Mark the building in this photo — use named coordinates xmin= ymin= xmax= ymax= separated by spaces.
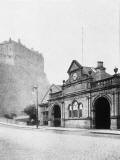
xmin=39 ymin=60 xmax=120 ymax=129
xmin=39 ymin=84 xmax=62 ymax=126
xmin=0 ymin=38 xmax=49 ymax=115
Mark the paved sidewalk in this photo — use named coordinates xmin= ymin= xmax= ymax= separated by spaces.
xmin=0 ymin=121 xmax=37 ymax=129
xmin=42 ymin=126 xmax=120 ymax=135
xmin=90 ymin=129 xmax=120 ymax=135
xmin=0 ymin=121 xmax=120 ymax=135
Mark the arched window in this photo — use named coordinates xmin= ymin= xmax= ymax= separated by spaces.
xmin=73 ymin=101 xmax=79 ymax=117
xmin=79 ymin=103 xmax=83 ymax=117
xmin=68 ymin=101 xmax=83 ymax=118
xmin=68 ymin=105 xmax=72 ymax=117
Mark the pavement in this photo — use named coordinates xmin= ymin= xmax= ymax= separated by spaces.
xmin=1 ymin=123 xmax=120 ymax=160
xmin=0 ymin=121 xmax=120 ymax=135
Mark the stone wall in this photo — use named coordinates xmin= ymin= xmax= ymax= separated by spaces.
xmin=65 ymin=119 xmax=90 ymax=128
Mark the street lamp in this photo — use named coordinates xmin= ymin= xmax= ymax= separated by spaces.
xmin=33 ymin=85 xmax=39 ymax=128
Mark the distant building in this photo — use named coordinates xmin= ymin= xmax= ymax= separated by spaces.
xmin=39 ymin=60 xmax=120 ymax=129
xmin=0 ymin=38 xmax=49 ymax=116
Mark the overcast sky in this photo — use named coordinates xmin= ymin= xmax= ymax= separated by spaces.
xmin=0 ymin=0 xmax=120 ymax=84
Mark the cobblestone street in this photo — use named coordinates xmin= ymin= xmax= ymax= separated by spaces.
xmin=0 ymin=124 xmax=120 ymax=160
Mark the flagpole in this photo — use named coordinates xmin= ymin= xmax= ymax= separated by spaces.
xmin=82 ymin=26 xmax=84 ymax=65
xmin=118 ymin=7 xmax=120 ymax=66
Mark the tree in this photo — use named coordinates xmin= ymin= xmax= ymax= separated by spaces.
xmin=24 ymin=104 xmax=37 ymax=125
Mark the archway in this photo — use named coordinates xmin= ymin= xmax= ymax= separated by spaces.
xmin=94 ymin=97 xmax=110 ymax=129
xmin=52 ymin=105 xmax=61 ymax=127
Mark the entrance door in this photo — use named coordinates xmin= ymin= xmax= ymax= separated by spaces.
xmin=52 ymin=105 xmax=61 ymax=127
xmin=94 ymin=97 xmax=110 ymax=129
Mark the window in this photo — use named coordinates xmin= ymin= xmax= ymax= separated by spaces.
xmin=79 ymin=103 xmax=83 ymax=117
xmin=68 ymin=101 xmax=83 ymax=118
xmin=73 ymin=101 xmax=79 ymax=117
xmin=69 ymin=105 xmax=72 ymax=117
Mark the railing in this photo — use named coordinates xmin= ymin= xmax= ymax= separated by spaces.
xmin=91 ymin=75 xmax=120 ymax=89
xmin=49 ymin=91 xmax=62 ymax=99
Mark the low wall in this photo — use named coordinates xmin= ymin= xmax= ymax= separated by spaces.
xmin=0 ymin=117 xmax=26 ymax=125
xmin=65 ymin=118 xmax=90 ymax=129
xmin=111 ymin=118 xmax=117 ymax=129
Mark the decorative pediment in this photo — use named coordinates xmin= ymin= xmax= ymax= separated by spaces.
xmin=67 ymin=60 xmax=83 ymax=74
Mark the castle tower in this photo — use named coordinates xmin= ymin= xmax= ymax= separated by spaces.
xmin=0 ymin=38 xmax=15 ymax=65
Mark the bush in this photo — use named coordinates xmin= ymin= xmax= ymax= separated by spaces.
xmin=4 ymin=113 xmax=17 ymax=119
xmin=4 ymin=114 xmax=12 ymax=119
xmin=24 ymin=104 xmax=37 ymax=125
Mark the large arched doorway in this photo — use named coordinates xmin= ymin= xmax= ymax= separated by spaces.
xmin=94 ymin=97 xmax=110 ymax=129
xmin=52 ymin=105 xmax=61 ymax=127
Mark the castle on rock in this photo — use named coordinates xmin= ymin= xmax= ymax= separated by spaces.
xmin=0 ymin=38 xmax=49 ymax=115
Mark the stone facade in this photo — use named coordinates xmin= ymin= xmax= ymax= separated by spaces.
xmin=40 ymin=60 xmax=120 ymax=129
xmin=0 ymin=38 xmax=49 ymax=115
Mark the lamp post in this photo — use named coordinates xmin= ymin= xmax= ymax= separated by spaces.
xmin=33 ymin=85 xmax=39 ymax=128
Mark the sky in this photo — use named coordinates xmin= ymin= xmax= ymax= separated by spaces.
xmin=0 ymin=0 xmax=120 ymax=84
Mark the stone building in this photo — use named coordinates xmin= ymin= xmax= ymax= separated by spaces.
xmin=40 ymin=60 xmax=120 ymax=129
xmin=0 ymin=38 xmax=49 ymax=115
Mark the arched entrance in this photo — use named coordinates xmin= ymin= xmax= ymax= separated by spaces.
xmin=94 ymin=97 xmax=110 ymax=129
xmin=52 ymin=105 xmax=61 ymax=127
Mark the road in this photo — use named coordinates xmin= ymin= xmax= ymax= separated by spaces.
xmin=0 ymin=125 xmax=120 ymax=160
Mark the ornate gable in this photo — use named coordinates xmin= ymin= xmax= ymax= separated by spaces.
xmin=67 ymin=60 xmax=83 ymax=74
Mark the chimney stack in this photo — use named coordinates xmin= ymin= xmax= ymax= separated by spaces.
xmin=96 ymin=61 xmax=105 ymax=71
xmin=97 ymin=61 xmax=103 ymax=68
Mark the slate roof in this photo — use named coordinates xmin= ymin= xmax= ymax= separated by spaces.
xmin=67 ymin=60 xmax=83 ymax=74
xmin=82 ymin=66 xmax=96 ymax=76
xmin=41 ymin=84 xmax=62 ymax=104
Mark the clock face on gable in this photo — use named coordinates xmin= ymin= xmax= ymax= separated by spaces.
xmin=72 ymin=73 xmax=78 ymax=80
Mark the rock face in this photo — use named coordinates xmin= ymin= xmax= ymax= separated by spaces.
xmin=0 ymin=39 xmax=50 ymax=115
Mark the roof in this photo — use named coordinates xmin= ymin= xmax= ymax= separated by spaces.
xmin=94 ymin=71 xmax=111 ymax=81
xmin=83 ymin=65 xmax=111 ymax=80
xmin=52 ymin=84 xmax=62 ymax=93
xmin=67 ymin=60 xmax=83 ymax=74
xmin=82 ymin=66 xmax=96 ymax=76
xmin=40 ymin=84 xmax=62 ymax=104
xmin=67 ymin=60 xmax=112 ymax=81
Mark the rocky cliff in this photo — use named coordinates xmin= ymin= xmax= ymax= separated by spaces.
xmin=0 ymin=39 xmax=50 ymax=115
